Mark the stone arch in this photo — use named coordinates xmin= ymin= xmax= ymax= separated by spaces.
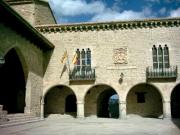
xmin=83 ymin=83 xmax=119 ymax=101
xmin=125 ymin=83 xmax=164 ymax=102
xmin=126 ymin=83 xmax=163 ymax=118
xmin=3 ymin=47 xmax=28 ymax=83
xmin=0 ymin=48 xmax=27 ymax=113
xmin=84 ymin=84 xmax=120 ymax=118
xmin=44 ymin=85 xmax=77 ymax=118
xmin=171 ymin=83 xmax=180 ymax=118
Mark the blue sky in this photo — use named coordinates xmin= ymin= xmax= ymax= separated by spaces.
xmin=49 ymin=0 xmax=180 ymax=24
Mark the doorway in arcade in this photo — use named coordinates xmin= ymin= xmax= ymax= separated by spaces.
xmin=85 ymin=84 xmax=119 ymax=118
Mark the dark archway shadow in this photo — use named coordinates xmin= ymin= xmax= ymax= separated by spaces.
xmin=171 ymin=84 xmax=180 ymax=129
xmin=171 ymin=84 xmax=180 ymax=118
xmin=0 ymin=48 xmax=26 ymax=113
xmin=97 ymin=89 xmax=119 ymax=119
xmin=44 ymin=85 xmax=77 ymax=118
xmin=65 ymin=94 xmax=77 ymax=117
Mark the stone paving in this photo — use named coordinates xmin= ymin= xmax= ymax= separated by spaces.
xmin=0 ymin=117 xmax=180 ymax=135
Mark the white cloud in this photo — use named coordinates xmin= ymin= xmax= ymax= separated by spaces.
xmin=91 ymin=7 xmax=154 ymax=22
xmin=49 ymin=0 xmax=156 ymax=23
xmin=49 ymin=0 xmax=105 ymax=16
xmin=90 ymin=10 xmax=145 ymax=22
xmin=169 ymin=8 xmax=180 ymax=17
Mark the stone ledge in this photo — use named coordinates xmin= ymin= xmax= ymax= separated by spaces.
xmin=35 ymin=18 xmax=180 ymax=33
xmin=107 ymin=66 xmax=137 ymax=70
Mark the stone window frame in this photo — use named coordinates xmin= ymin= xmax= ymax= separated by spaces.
xmin=152 ymin=44 xmax=170 ymax=69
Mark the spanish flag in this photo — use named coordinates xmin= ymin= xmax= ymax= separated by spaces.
xmin=61 ymin=50 xmax=68 ymax=63
xmin=72 ymin=53 xmax=78 ymax=64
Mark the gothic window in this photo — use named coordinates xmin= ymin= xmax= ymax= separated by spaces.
xmin=152 ymin=45 xmax=158 ymax=69
xmin=164 ymin=45 xmax=169 ymax=68
xmin=86 ymin=48 xmax=91 ymax=68
xmin=76 ymin=49 xmax=80 ymax=66
xmin=152 ymin=45 xmax=170 ymax=69
xmin=158 ymin=45 xmax=163 ymax=69
xmin=74 ymin=48 xmax=92 ymax=71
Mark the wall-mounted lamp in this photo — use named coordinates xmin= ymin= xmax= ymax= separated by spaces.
xmin=119 ymin=72 xmax=124 ymax=84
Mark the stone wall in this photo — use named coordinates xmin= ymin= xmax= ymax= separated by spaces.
xmin=11 ymin=3 xmax=35 ymax=25
xmin=10 ymin=1 xmax=56 ymax=26
xmin=41 ymin=23 xmax=180 ymax=105
xmin=0 ymin=23 xmax=44 ymax=116
xmin=38 ymin=19 xmax=180 ymax=116
xmin=34 ymin=0 xmax=56 ymax=25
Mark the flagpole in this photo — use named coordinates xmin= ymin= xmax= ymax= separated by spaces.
xmin=65 ymin=49 xmax=71 ymax=74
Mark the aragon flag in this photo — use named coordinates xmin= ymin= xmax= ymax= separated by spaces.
xmin=61 ymin=50 xmax=68 ymax=63
xmin=72 ymin=53 xmax=78 ymax=64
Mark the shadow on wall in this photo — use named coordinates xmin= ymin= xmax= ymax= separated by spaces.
xmin=43 ymin=49 xmax=54 ymax=76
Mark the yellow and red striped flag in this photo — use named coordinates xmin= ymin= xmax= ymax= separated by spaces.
xmin=72 ymin=53 xmax=78 ymax=64
xmin=61 ymin=50 xmax=68 ymax=63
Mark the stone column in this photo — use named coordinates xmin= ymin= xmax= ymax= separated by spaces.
xmin=163 ymin=100 xmax=171 ymax=119
xmin=40 ymin=96 xmax=44 ymax=120
xmin=119 ymin=101 xmax=126 ymax=119
xmin=77 ymin=101 xmax=84 ymax=118
xmin=24 ymin=72 xmax=32 ymax=114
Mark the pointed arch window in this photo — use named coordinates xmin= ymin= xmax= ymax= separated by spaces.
xmin=164 ymin=45 xmax=169 ymax=68
xmin=158 ymin=45 xmax=163 ymax=69
xmin=76 ymin=49 xmax=80 ymax=66
xmin=86 ymin=48 xmax=91 ymax=68
xmin=152 ymin=44 xmax=170 ymax=69
xmin=152 ymin=45 xmax=158 ymax=69
xmin=70 ymin=48 xmax=95 ymax=81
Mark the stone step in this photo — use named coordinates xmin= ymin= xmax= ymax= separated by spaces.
xmin=7 ymin=113 xmax=36 ymax=119
xmin=0 ymin=117 xmax=43 ymax=128
xmin=7 ymin=115 xmax=37 ymax=121
xmin=0 ymin=113 xmax=43 ymax=127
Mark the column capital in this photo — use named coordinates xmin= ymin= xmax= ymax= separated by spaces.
xmin=119 ymin=101 xmax=126 ymax=104
xmin=77 ymin=101 xmax=84 ymax=104
xmin=163 ymin=100 xmax=170 ymax=103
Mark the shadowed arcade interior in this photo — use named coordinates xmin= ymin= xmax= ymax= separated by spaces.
xmin=44 ymin=86 xmax=77 ymax=118
xmin=171 ymin=84 xmax=180 ymax=118
xmin=127 ymin=83 xmax=163 ymax=118
xmin=0 ymin=49 xmax=26 ymax=113
xmin=85 ymin=85 xmax=119 ymax=118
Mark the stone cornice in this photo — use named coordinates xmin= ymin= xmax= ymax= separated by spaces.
xmin=35 ymin=18 xmax=180 ymax=33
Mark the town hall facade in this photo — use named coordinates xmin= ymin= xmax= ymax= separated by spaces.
xmin=0 ymin=0 xmax=180 ymax=124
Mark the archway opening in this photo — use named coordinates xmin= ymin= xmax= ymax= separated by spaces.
xmin=0 ymin=49 xmax=26 ymax=113
xmin=171 ymin=84 xmax=180 ymax=118
xmin=65 ymin=94 xmax=77 ymax=115
xmin=126 ymin=83 xmax=163 ymax=118
xmin=85 ymin=85 xmax=119 ymax=118
xmin=44 ymin=86 xmax=77 ymax=118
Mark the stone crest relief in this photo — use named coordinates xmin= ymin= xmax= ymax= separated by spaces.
xmin=113 ymin=48 xmax=128 ymax=64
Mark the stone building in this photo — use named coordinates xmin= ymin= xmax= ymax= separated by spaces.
xmin=0 ymin=0 xmax=180 ymax=124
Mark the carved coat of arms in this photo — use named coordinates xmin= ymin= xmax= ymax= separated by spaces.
xmin=113 ymin=48 xmax=128 ymax=64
